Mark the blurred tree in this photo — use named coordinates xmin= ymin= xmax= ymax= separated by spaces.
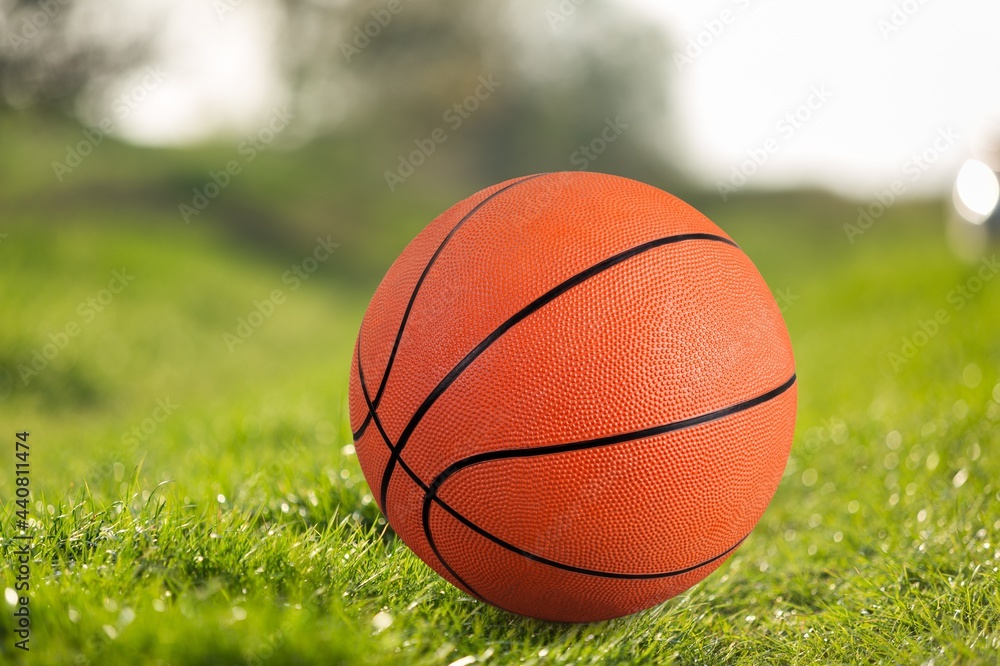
xmin=277 ymin=0 xmax=682 ymax=187
xmin=1 ymin=0 xmax=680 ymax=186
xmin=0 ymin=0 xmax=159 ymax=112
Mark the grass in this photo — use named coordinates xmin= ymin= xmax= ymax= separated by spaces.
xmin=1 ymin=113 xmax=999 ymax=664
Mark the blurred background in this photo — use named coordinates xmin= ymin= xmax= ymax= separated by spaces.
xmin=2 ymin=0 xmax=1000 ymax=276
xmin=3 ymin=0 xmax=998 ymax=408
xmin=1 ymin=0 xmax=1000 ymax=662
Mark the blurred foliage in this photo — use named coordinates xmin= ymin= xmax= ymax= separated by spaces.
xmin=1 ymin=0 xmax=681 ymax=189
xmin=0 ymin=0 xmax=160 ymax=111
xmin=278 ymin=0 xmax=680 ymax=185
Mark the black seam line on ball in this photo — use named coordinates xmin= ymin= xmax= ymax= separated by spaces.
xmin=355 ymin=341 xmax=404 ymax=512
xmin=378 ymin=232 xmax=740 ymax=511
xmin=359 ymin=337 xmax=484 ymax=599
xmin=422 ymin=492 xmax=490 ymax=603
xmin=427 ymin=497 xmax=747 ymax=581
xmin=352 ymin=173 xmax=548 ymax=442
xmin=357 ymin=353 xmax=489 ymax=600
xmin=418 ymin=373 xmax=794 ymax=580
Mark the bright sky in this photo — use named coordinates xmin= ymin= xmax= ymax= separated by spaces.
xmin=114 ymin=0 xmax=1000 ymax=198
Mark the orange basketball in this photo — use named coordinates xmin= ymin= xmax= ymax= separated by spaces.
xmin=349 ymin=172 xmax=796 ymax=622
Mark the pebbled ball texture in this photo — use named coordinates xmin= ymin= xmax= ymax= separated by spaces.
xmin=348 ymin=172 xmax=797 ymax=622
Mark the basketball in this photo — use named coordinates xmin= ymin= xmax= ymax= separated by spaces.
xmin=349 ymin=171 xmax=797 ymax=622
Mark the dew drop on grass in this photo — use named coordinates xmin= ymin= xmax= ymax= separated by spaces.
xmin=217 ymin=494 xmax=226 ymax=504
xmin=372 ymin=610 xmax=393 ymax=633
xmin=3 ymin=589 xmax=16 ymax=606
xmin=886 ymin=430 xmax=902 ymax=449
xmin=833 ymin=532 xmax=843 ymax=543
xmin=926 ymin=452 xmax=940 ymax=471
xmin=953 ymin=469 xmax=969 ymax=488
xmin=848 ymin=501 xmax=860 ymax=514
xmin=962 ymin=363 xmax=982 ymax=388
xmin=433 ymin=642 xmax=455 ymax=661
xmin=918 ymin=510 xmax=928 ymax=522
xmin=153 ymin=599 xmax=166 ymax=612
xmin=994 ymin=382 xmax=1000 ymax=403
xmin=801 ymin=469 xmax=818 ymax=487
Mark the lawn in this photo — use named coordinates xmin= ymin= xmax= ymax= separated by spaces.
xmin=1 ymin=113 xmax=999 ymax=664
